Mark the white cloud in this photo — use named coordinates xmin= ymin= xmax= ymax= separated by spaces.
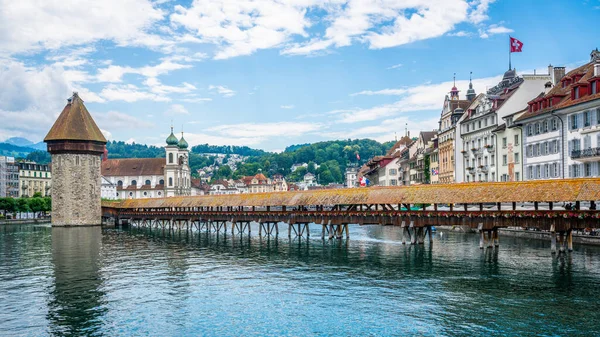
xmin=125 ymin=138 xmax=137 ymax=144
xmin=448 ymin=30 xmax=472 ymax=37
xmin=182 ymin=132 xmax=263 ymax=146
xmin=337 ymin=74 xmax=502 ymax=123
xmin=170 ymin=0 xmax=313 ymax=59
xmin=324 ymin=116 xmax=439 ymax=142
xmin=99 ymin=84 xmax=171 ymax=102
xmin=93 ymin=110 xmax=154 ymax=130
xmin=0 ymin=0 xmax=165 ymax=55
xmin=181 ymin=97 xmax=213 ymax=103
xmin=101 ymin=129 xmax=113 ymax=140
xmin=468 ymin=0 xmax=496 ymax=24
xmin=208 ymin=85 xmax=236 ymax=97
xmin=207 ymin=122 xmax=322 ymax=138
xmin=0 ymin=58 xmax=101 ymax=140
xmin=96 ymin=60 xmax=192 ymax=83
xmin=143 ymin=77 xmax=196 ymax=94
xmin=165 ymin=104 xmax=189 ymax=115
xmin=280 ymin=105 xmax=295 ymax=109
xmin=387 ymin=64 xmax=403 ymax=70
xmin=487 ymin=25 xmax=514 ymax=35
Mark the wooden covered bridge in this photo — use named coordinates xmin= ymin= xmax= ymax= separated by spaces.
xmin=102 ymin=178 xmax=600 ymax=253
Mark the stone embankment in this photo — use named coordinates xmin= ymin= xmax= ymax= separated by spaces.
xmin=0 ymin=219 xmax=51 ymax=225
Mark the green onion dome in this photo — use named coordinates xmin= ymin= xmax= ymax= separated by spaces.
xmin=178 ymin=133 xmax=189 ymax=149
xmin=166 ymin=127 xmax=179 ymax=146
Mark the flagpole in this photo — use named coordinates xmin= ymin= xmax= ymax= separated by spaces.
xmin=508 ymin=35 xmax=512 ymax=70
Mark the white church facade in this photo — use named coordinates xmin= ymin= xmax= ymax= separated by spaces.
xmin=101 ymin=128 xmax=191 ymax=199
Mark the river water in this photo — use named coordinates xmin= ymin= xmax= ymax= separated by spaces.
xmin=1 ymin=223 xmax=600 ymax=336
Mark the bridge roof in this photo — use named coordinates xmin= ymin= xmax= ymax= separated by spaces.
xmin=103 ymin=178 xmax=600 ymax=209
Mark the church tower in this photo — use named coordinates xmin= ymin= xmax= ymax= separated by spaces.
xmin=450 ymin=73 xmax=460 ymax=100
xmin=44 ymin=93 xmax=107 ymax=226
xmin=164 ymin=127 xmax=179 ymax=197
xmin=466 ymin=72 xmax=477 ymax=101
xmin=177 ymin=132 xmax=191 ymax=196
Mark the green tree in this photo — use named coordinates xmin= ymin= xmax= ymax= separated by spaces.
xmin=307 ymin=161 xmax=316 ymax=174
xmin=16 ymin=198 xmax=30 ymax=218
xmin=43 ymin=197 xmax=51 ymax=215
xmin=28 ymin=198 xmax=45 ymax=217
xmin=0 ymin=198 xmax=16 ymax=216
xmin=32 ymin=192 xmax=43 ymax=198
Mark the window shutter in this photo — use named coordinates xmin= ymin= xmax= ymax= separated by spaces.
xmin=568 ymin=140 xmax=572 ymax=153
xmin=568 ymin=165 xmax=572 ymax=178
xmin=578 ymin=113 xmax=584 ymax=128
xmin=568 ymin=115 xmax=572 ymax=129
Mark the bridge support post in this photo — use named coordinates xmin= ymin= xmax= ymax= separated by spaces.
xmin=401 ymin=221 xmax=406 ymax=244
xmin=328 ymin=224 xmax=334 ymax=240
xmin=345 ymin=224 xmax=349 ymax=239
xmin=550 ymin=224 xmax=557 ymax=254
xmin=478 ymin=223 xmax=485 ymax=249
xmin=288 ymin=222 xmax=292 ymax=238
xmin=409 ymin=221 xmax=416 ymax=245
xmin=567 ymin=229 xmax=573 ymax=252
xmin=417 ymin=227 xmax=424 ymax=244
xmin=427 ymin=226 xmax=433 ymax=244
xmin=558 ymin=232 xmax=565 ymax=254
xmin=487 ymin=230 xmax=493 ymax=248
xmin=493 ymin=228 xmax=499 ymax=247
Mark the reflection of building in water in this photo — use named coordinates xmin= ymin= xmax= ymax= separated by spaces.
xmin=48 ymin=227 xmax=105 ymax=336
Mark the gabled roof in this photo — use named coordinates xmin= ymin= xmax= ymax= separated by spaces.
xmin=44 ymin=93 xmax=107 ymax=143
xmin=101 ymin=158 xmax=165 ymax=176
xmin=385 ymin=136 xmax=412 ymax=156
xmin=515 ymin=60 xmax=600 ymax=122
xmin=420 ymin=131 xmax=437 ymax=144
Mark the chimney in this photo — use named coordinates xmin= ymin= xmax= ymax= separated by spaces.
xmin=544 ymin=81 xmax=553 ymax=94
xmin=553 ymin=67 xmax=565 ymax=85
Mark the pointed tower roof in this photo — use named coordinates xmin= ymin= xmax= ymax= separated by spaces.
xmin=166 ymin=127 xmax=179 ymax=146
xmin=44 ymin=93 xmax=107 ymax=143
xmin=466 ymin=71 xmax=476 ymax=101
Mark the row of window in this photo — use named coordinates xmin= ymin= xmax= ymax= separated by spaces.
xmin=116 ymin=191 xmax=163 ymax=198
xmin=501 ymin=135 xmax=519 ymax=147
xmin=499 ymin=173 xmax=521 ymax=182
xmin=117 ymin=179 xmax=164 ymax=186
xmin=502 ymin=153 xmax=520 ymax=165
xmin=568 ymin=109 xmax=600 ymax=130
xmin=526 ymin=140 xmax=560 ymax=158
xmin=569 ymin=134 xmax=600 ymax=153
xmin=526 ymin=118 xmax=559 ymax=136
xmin=463 ymin=136 xmax=496 ymax=152
xmin=464 ymin=115 xmax=496 ymax=133
xmin=527 ymin=163 xmax=561 ymax=180
xmin=20 ymin=171 xmax=50 ymax=178
xmin=569 ymin=162 xmax=599 ymax=178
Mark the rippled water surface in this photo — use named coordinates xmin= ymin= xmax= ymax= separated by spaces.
xmin=1 ymin=223 xmax=600 ymax=336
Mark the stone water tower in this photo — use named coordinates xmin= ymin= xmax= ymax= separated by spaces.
xmin=44 ymin=93 xmax=107 ymax=226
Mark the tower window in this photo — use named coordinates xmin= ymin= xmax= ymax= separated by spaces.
xmin=117 ymin=180 xmax=123 ymax=186
xmin=145 ymin=180 xmax=151 ymax=185
xmin=131 ymin=180 xmax=137 ymax=186
xmin=169 ymin=153 xmax=173 ymax=164
xmin=169 ymin=177 xmax=173 ymax=186
xmin=159 ymin=179 xmax=164 ymax=185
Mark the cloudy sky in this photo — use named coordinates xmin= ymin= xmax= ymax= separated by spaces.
xmin=0 ymin=0 xmax=598 ymax=151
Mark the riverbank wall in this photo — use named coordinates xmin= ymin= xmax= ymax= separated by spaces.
xmin=0 ymin=219 xmax=51 ymax=225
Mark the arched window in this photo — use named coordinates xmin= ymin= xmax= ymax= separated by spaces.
xmin=117 ymin=180 xmax=123 ymax=186
xmin=131 ymin=180 xmax=137 ymax=186
xmin=116 ymin=193 xmax=119 ymax=197
xmin=129 ymin=192 xmax=133 ymax=197
xmin=145 ymin=180 xmax=151 ymax=185
xmin=158 ymin=192 xmax=162 ymax=196
xmin=169 ymin=153 xmax=173 ymax=164
xmin=169 ymin=177 xmax=173 ymax=186
xmin=159 ymin=179 xmax=164 ymax=185
xmin=143 ymin=192 xmax=147 ymax=197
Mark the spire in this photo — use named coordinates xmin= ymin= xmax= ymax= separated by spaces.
xmin=178 ymin=131 xmax=189 ymax=149
xmin=466 ymin=71 xmax=476 ymax=101
xmin=44 ymin=93 xmax=107 ymax=143
xmin=450 ymin=72 xmax=459 ymax=100
xmin=166 ymin=125 xmax=178 ymax=146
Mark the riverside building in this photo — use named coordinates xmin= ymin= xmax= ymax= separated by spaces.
xmin=18 ymin=162 xmax=52 ymax=197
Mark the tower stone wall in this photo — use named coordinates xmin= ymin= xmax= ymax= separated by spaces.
xmin=51 ymin=153 xmax=102 ymax=226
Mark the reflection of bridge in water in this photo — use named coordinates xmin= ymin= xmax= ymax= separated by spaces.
xmin=102 ymin=178 xmax=600 ymax=254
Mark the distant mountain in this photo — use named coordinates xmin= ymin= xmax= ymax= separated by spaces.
xmin=4 ymin=137 xmax=34 ymax=147
xmin=3 ymin=137 xmax=46 ymax=151
xmin=0 ymin=142 xmax=40 ymax=158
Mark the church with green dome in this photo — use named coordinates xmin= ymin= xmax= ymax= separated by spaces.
xmin=101 ymin=126 xmax=192 ymax=199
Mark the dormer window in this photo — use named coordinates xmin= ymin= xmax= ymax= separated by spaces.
xmin=574 ymin=87 xmax=580 ymax=99
xmin=592 ymin=81 xmax=598 ymax=95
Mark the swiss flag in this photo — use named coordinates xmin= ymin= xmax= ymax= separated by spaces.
xmin=510 ymin=37 xmax=523 ymax=53
xmin=356 ymin=153 xmax=360 ymax=161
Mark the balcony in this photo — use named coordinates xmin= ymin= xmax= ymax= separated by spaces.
xmin=461 ymin=150 xmax=468 ymax=155
xmin=466 ymin=166 xmax=476 ymax=173
xmin=478 ymin=165 xmax=489 ymax=173
xmin=571 ymin=147 xmax=600 ymax=162
xmin=471 ymin=148 xmax=478 ymax=153
xmin=484 ymin=144 xmax=494 ymax=152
